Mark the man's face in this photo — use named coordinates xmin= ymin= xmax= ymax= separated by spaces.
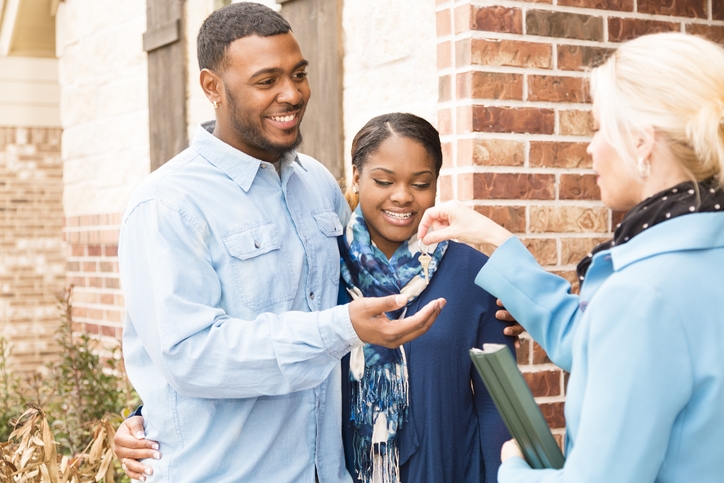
xmin=218 ymin=33 xmax=310 ymax=162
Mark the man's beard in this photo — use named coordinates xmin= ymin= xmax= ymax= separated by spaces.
xmin=226 ymin=89 xmax=303 ymax=160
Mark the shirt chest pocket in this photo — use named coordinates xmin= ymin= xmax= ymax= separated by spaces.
xmin=312 ymin=210 xmax=343 ymax=284
xmin=221 ymin=223 xmax=295 ymax=310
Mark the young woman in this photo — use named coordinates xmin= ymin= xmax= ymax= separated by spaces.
xmin=419 ymin=32 xmax=724 ymax=482
xmin=338 ymin=113 xmax=514 ymax=483
xmin=115 ymin=113 xmax=518 ymax=483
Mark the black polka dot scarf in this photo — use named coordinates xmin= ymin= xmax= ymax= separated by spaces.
xmin=576 ymin=177 xmax=724 ymax=283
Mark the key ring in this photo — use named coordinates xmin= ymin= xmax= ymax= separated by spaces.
xmin=418 ymin=238 xmax=430 ymax=256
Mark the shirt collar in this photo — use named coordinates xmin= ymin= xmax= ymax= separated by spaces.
xmin=609 ymin=212 xmax=724 ymax=272
xmin=190 ymin=121 xmax=304 ymax=192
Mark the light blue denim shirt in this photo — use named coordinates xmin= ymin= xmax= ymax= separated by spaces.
xmin=119 ymin=123 xmax=359 ymax=482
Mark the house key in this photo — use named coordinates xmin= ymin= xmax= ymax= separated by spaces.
xmin=418 ymin=241 xmax=432 ymax=285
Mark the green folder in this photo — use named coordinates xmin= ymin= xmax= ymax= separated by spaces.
xmin=469 ymin=343 xmax=565 ymax=469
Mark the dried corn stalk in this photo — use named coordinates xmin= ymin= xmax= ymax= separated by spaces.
xmin=0 ymin=405 xmax=119 ymax=483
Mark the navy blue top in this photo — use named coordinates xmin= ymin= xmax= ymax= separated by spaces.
xmin=340 ymin=241 xmax=513 ymax=483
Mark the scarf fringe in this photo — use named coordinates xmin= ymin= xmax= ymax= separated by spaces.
xmin=351 ymin=353 xmax=408 ymax=483
xmin=352 ymin=440 xmax=401 ymax=483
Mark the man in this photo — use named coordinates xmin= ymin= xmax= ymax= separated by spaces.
xmin=117 ymin=3 xmax=444 ymax=482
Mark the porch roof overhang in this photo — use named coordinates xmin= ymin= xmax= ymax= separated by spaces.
xmin=0 ymin=0 xmax=57 ymax=58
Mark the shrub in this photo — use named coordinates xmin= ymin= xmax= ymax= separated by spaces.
xmin=0 ymin=286 xmax=138 ymax=481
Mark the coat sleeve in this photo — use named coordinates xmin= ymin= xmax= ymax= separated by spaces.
xmin=474 ymin=237 xmax=581 ymax=371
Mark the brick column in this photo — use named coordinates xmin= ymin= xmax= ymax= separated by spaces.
xmin=64 ymin=214 xmax=125 ymax=341
xmin=0 ymin=127 xmax=66 ymax=372
xmin=436 ymin=0 xmax=724 ymax=443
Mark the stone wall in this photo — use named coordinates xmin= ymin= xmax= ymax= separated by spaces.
xmin=436 ymin=0 xmax=724 ymax=441
xmin=342 ymin=0 xmax=438 ymax=178
xmin=55 ymin=0 xmax=149 ymax=344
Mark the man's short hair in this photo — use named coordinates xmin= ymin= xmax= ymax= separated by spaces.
xmin=197 ymin=2 xmax=292 ymax=72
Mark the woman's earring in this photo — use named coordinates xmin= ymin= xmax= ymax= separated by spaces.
xmin=352 ymin=186 xmax=359 ymax=194
xmin=213 ymin=101 xmax=220 ymax=109
xmin=637 ymin=157 xmax=650 ymax=178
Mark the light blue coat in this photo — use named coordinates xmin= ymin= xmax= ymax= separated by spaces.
xmin=475 ymin=212 xmax=724 ymax=483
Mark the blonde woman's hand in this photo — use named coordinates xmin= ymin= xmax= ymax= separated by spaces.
xmin=501 ymin=438 xmax=524 ymax=463
xmin=418 ymin=201 xmax=514 ymax=248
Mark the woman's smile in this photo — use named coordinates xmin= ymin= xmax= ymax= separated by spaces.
xmin=382 ymin=209 xmax=416 ymax=225
xmin=353 ymin=135 xmax=437 ymax=259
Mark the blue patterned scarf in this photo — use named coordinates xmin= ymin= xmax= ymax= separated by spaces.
xmin=339 ymin=206 xmax=447 ymax=483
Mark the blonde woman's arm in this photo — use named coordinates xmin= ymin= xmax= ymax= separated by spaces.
xmin=418 ymin=201 xmax=514 ymax=249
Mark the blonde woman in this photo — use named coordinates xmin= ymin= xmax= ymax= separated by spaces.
xmin=419 ymin=32 xmax=724 ymax=482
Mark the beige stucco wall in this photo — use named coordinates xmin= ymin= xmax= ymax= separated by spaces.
xmin=341 ymin=0 xmax=438 ymax=179
xmin=56 ymin=0 xmax=149 ymax=216
xmin=0 ymin=56 xmax=60 ymax=128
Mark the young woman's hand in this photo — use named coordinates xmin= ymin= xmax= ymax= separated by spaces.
xmin=113 ymin=415 xmax=160 ymax=481
xmin=418 ymin=201 xmax=514 ymax=248
xmin=496 ymin=299 xmax=524 ymax=349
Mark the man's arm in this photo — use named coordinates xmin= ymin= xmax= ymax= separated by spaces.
xmin=120 ymin=199 xmax=442 ymax=399
xmin=120 ymin=198 xmax=358 ymax=398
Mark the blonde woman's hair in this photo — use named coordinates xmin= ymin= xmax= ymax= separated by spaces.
xmin=590 ymin=32 xmax=724 ymax=188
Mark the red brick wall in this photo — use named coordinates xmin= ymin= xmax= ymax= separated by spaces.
xmin=0 ymin=127 xmax=66 ymax=372
xmin=436 ymin=0 xmax=724 ymax=441
xmin=63 ymin=214 xmax=124 ymax=341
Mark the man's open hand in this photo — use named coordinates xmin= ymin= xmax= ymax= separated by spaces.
xmin=349 ymin=294 xmax=446 ymax=348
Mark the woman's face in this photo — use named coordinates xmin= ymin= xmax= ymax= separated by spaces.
xmin=353 ymin=135 xmax=437 ymax=259
xmin=587 ymin=108 xmax=643 ymax=211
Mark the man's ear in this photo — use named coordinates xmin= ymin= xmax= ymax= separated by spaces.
xmin=200 ymin=68 xmax=222 ymax=105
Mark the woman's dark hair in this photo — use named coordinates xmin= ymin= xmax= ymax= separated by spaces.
xmin=197 ymin=2 xmax=292 ymax=72
xmin=350 ymin=113 xmax=443 ymax=176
